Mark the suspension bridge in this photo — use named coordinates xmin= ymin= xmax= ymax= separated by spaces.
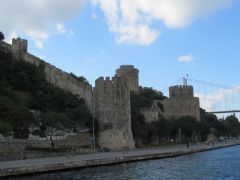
xmin=162 ymin=76 xmax=240 ymax=116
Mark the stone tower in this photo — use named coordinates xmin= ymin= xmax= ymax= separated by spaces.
xmin=94 ymin=77 xmax=135 ymax=149
xmin=169 ymin=85 xmax=194 ymax=98
xmin=163 ymin=85 xmax=201 ymax=121
xmin=115 ymin=65 xmax=139 ymax=93
xmin=11 ymin=38 xmax=28 ymax=57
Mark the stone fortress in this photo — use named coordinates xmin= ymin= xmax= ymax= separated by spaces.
xmin=140 ymin=85 xmax=200 ymax=123
xmin=1 ymin=38 xmax=93 ymax=112
xmin=115 ymin=65 xmax=139 ymax=93
xmin=162 ymin=85 xmax=201 ymax=121
xmin=0 ymin=37 xmax=201 ymax=149
xmin=94 ymin=76 xmax=135 ymax=149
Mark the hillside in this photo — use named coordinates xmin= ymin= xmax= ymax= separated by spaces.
xmin=0 ymin=47 xmax=93 ymax=139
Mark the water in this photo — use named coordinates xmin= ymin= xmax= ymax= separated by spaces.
xmin=10 ymin=145 xmax=240 ymax=180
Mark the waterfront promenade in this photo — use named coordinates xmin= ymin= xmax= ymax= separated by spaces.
xmin=0 ymin=141 xmax=239 ymax=177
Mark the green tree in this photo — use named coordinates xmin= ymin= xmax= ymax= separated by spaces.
xmin=204 ymin=113 xmax=225 ymax=137
xmin=0 ymin=46 xmax=93 ymax=142
xmin=0 ymin=121 xmax=12 ymax=137
xmin=172 ymin=116 xmax=199 ymax=143
xmin=158 ymin=117 xmax=172 ymax=143
xmin=6 ymin=107 xmax=34 ymax=139
xmin=223 ymin=115 xmax=240 ymax=137
xmin=41 ymin=112 xmax=75 ymax=149
xmin=0 ymin=32 xmax=4 ymax=41
xmin=130 ymin=88 xmax=166 ymax=145
xmin=70 ymin=73 xmax=89 ymax=84
xmin=198 ymin=121 xmax=210 ymax=141
xmin=138 ymin=87 xmax=165 ymax=108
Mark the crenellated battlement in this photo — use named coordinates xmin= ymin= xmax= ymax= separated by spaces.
xmin=96 ymin=76 xmax=119 ymax=83
xmin=95 ymin=76 xmax=128 ymax=96
xmin=12 ymin=38 xmax=28 ymax=56
xmin=116 ymin=65 xmax=139 ymax=76
xmin=118 ymin=65 xmax=138 ymax=71
xmin=163 ymin=85 xmax=200 ymax=121
xmin=169 ymin=85 xmax=194 ymax=98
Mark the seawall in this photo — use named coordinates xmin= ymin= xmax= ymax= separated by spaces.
xmin=0 ymin=141 xmax=239 ymax=177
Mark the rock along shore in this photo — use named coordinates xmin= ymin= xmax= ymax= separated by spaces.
xmin=0 ymin=141 xmax=239 ymax=177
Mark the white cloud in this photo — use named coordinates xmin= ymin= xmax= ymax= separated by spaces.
xmin=196 ymin=87 xmax=239 ymax=111
xmin=91 ymin=0 xmax=232 ymax=45
xmin=114 ymin=25 xmax=159 ymax=45
xmin=56 ymin=24 xmax=67 ymax=35
xmin=178 ymin=54 xmax=193 ymax=62
xmin=1 ymin=0 xmax=232 ymax=47
xmin=26 ymin=29 xmax=49 ymax=49
xmin=0 ymin=0 xmax=84 ymax=48
xmin=56 ymin=23 xmax=74 ymax=37
xmin=6 ymin=30 xmax=17 ymax=44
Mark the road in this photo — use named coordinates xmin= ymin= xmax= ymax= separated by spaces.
xmin=0 ymin=140 xmax=239 ymax=177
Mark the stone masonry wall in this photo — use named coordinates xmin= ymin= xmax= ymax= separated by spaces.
xmin=141 ymin=100 xmax=162 ymax=123
xmin=0 ymin=39 xmax=93 ymax=112
xmin=115 ymin=65 xmax=139 ymax=93
xmin=0 ymin=133 xmax=92 ymax=161
xmin=163 ymin=85 xmax=201 ymax=121
xmin=0 ymin=40 xmax=11 ymax=53
xmin=94 ymin=77 xmax=135 ymax=149
xmin=169 ymin=85 xmax=194 ymax=98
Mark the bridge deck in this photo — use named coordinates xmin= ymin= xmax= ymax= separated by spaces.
xmin=207 ymin=110 xmax=240 ymax=114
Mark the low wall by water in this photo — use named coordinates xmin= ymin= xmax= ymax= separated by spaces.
xmin=0 ymin=133 xmax=92 ymax=161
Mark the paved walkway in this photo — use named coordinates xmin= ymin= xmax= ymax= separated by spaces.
xmin=0 ymin=140 xmax=239 ymax=177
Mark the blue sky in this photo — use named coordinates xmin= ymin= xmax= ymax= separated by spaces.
xmin=1 ymin=0 xmax=240 ymax=112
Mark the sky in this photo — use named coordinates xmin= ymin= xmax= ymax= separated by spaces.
xmin=1 ymin=0 xmax=240 ymax=113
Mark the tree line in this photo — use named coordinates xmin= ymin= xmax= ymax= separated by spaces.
xmin=0 ymin=47 xmax=93 ymax=142
xmin=1 ymin=33 xmax=240 ymax=147
xmin=131 ymin=88 xmax=240 ymax=146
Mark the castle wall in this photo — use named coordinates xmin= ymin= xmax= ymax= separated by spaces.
xmin=141 ymin=100 xmax=162 ymax=123
xmin=1 ymin=38 xmax=93 ymax=112
xmin=115 ymin=65 xmax=139 ymax=93
xmin=1 ymin=37 xmax=203 ymax=148
xmin=163 ymin=85 xmax=200 ymax=121
xmin=0 ymin=41 xmax=12 ymax=53
xmin=169 ymin=85 xmax=193 ymax=98
xmin=94 ymin=77 xmax=135 ymax=149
